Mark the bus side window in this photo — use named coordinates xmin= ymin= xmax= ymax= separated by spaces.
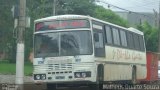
xmin=112 ymin=28 xmax=120 ymax=46
xmin=133 ymin=34 xmax=140 ymax=50
xmin=120 ymin=30 xmax=127 ymax=47
xmin=139 ymin=35 xmax=145 ymax=51
xmin=127 ymin=32 xmax=134 ymax=49
xmin=105 ymin=25 xmax=113 ymax=44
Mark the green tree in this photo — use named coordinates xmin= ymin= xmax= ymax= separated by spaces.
xmin=25 ymin=0 xmax=129 ymax=62
xmin=137 ymin=22 xmax=158 ymax=52
xmin=93 ymin=6 xmax=129 ymax=27
xmin=0 ymin=0 xmax=16 ymax=62
xmin=56 ymin=0 xmax=96 ymax=15
xmin=27 ymin=0 xmax=96 ymax=17
xmin=0 ymin=0 xmax=133 ymax=63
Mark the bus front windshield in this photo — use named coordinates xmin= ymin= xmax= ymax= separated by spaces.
xmin=34 ymin=31 xmax=92 ymax=58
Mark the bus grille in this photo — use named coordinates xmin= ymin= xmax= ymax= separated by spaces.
xmin=48 ymin=63 xmax=72 ymax=70
xmin=34 ymin=63 xmax=72 ymax=71
xmin=34 ymin=63 xmax=94 ymax=72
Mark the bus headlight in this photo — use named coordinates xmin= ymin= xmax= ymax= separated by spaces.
xmin=75 ymin=73 xmax=81 ymax=78
xmin=81 ymin=73 xmax=86 ymax=78
xmin=35 ymin=75 xmax=40 ymax=80
xmin=34 ymin=74 xmax=46 ymax=80
xmin=41 ymin=74 xmax=46 ymax=80
xmin=74 ymin=71 xmax=91 ymax=78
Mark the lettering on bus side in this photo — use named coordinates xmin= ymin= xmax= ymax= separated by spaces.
xmin=112 ymin=49 xmax=142 ymax=61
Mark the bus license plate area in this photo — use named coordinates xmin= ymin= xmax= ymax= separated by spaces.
xmin=56 ymin=76 xmax=65 ymax=79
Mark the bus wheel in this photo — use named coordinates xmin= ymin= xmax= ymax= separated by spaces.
xmin=132 ymin=65 xmax=137 ymax=84
xmin=47 ymin=83 xmax=56 ymax=90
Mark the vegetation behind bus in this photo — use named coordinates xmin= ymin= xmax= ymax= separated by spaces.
xmin=137 ymin=22 xmax=158 ymax=52
xmin=0 ymin=0 xmax=158 ymax=65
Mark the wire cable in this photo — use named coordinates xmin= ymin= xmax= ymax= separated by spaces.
xmin=96 ymin=0 xmax=154 ymax=19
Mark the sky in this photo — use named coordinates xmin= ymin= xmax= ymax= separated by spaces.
xmin=96 ymin=0 xmax=159 ymax=13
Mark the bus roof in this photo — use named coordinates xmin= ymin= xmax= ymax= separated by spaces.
xmin=35 ymin=14 xmax=143 ymax=35
xmin=35 ymin=15 xmax=89 ymax=22
xmin=127 ymin=27 xmax=143 ymax=35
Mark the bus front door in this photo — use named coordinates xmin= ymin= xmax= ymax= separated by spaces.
xmin=93 ymin=31 xmax=105 ymax=57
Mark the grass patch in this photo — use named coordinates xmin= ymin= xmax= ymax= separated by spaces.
xmin=0 ymin=62 xmax=33 ymax=76
xmin=24 ymin=62 xmax=33 ymax=76
xmin=0 ymin=62 xmax=16 ymax=74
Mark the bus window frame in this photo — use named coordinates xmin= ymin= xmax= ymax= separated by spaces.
xmin=111 ymin=27 xmax=121 ymax=46
xmin=119 ymin=29 xmax=128 ymax=47
xmin=104 ymin=25 xmax=113 ymax=45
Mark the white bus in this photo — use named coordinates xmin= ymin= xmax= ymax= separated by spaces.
xmin=33 ymin=15 xmax=146 ymax=90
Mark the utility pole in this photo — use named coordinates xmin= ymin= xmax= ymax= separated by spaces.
xmin=158 ymin=1 xmax=160 ymax=55
xmin=15 ymin=0 xmax=26 ymax=89
xmin=153 ymin=9 xmax=158 ymax=27
xmin=53 ymin=0 xmax=56 ymax=15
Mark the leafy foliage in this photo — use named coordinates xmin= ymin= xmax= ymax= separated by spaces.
xmin=1 ymin=0 xmax=157 ymax=63
xmin=56 ymin=0 xmax=96 ymax=15
xmin=137 ymin=22 xmax=158 ymax=52
xmin=93 ymin=6 xmax=129 ymax=27
xmin=0 ymin=0 xmax=16 ymax=62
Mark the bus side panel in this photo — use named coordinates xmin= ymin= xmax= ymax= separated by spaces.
xmin=103 ymin=46 xmax=147 ymax=82
xmin=136 ymin=65 xmax=147 ymax=80
xmin=103 ymin=64 xmax=147 ymax=82
xmin=103 ymin=64 xmax=132 ymax=81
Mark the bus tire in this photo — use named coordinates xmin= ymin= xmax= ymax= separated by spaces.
xmin=90 ymin=64 xmax=104 ymax=90
xmin=97 ymin=64 xmax=104 ymax=82
xmin=132 ymin=65 xmax=137 ymax=84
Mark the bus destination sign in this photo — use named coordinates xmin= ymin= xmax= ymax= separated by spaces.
xmin=35 ymin=19 xmax=90 ymax=31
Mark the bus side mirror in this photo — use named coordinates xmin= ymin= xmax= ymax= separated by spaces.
xmin=94 ymin=33 xmax=99 ymax=42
